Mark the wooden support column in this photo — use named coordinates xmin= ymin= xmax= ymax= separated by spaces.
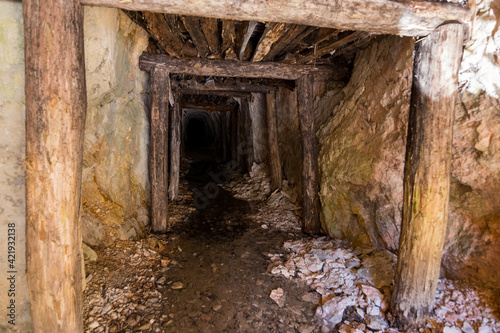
xmin=150 ymin=67 xmax=169 ymax=233
xmin=169 ymin=92 xmax=181 ymax=201
xmin=297 ymin=75 xmax=322 ymax=235
xmin=390 ymin=23 xmax=465 ymax=328
xmin=23 ymin=0 xmax=86 ymax=331
xmin=221 ymin=112 xmax=228 ymax=162
xmin=230 ymin=109 xmax=238 ymax=164
xmin=266 ymin=91 xmax=282 ymax=191
xmin=242 ymin=97 xmax=254 ymax=173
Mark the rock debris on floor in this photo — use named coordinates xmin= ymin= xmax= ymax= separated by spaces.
xmin=83 ymin=161 xmax=499 ymax=333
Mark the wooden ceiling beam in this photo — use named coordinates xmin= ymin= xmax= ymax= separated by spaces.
xmin=174 ymin=81 xmax=277 ymax=93
xmin=143 ymin=12 xmax=184 ymax=57
xmin=181 ymin=102 xmax=236 ymax=112
xmin=251 ymin=23 xmax=287 ymax=62
xmin=200 ymin=17 xmax=221 ymax=57
xmin=180 ymin=89 xmax=252 ymax=98
xmin=261 ymin=25 xmax=310 ymax=61
xmin=239 ymin=21 xmax=259 ymax=61
xmin=299 ymin=31 xmax=369 ymax=64
xmin=80 ymin=0 xmax=471 ymax=37
xmin=221 ymin=20 xmax=237 ymax=60
xmin=139 ymin=53 xmax=347 ymax=80
xmin=181 ymin=16 xmax=211 ymax=57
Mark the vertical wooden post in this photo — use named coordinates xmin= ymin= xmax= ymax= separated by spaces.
xmin=242 ymin=97 xmax=254 ymax=173
xmin=150 ymin=67 xmax=169 ymax=232
xmin=231 ymin=107 xmax=239 ymax=166
xmin=390 ymin=23 xmax=465 ymax=328
xmin=297 ymin=75 xmax=322 ymax=234
xmin=169 ymin=92 xmax=181 ymax=201
xmin=266 ymin=91 xmax=282 ymax=191
xmin=23 ymin=0 xmax=86 ymax=331
xmin=221 ymin=112 xmax=228 ymax=162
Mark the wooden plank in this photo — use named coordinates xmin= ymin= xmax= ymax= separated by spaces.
xmin=80 ymin=0 xmax=471 ymax=37
xmin=169 ymin=93 xmax=181 ymax=201
xmin=242 ymin=97 xmax=254 ymax=173
xmin=143 ymin=12 xmax=184 ymax=57
xmin=175 ymin=81 xmax=277 ymax=93
xmin=261 ymin=24 xmax=310 ymax=62
xmin=221 ymin=111 xmax=229 ymax=161
xmin=252 ymin=23 xmax=287 ymax=62
xmin=239 ymin=21 xmax=259 ymax=60
xmin=330 ymin=34 xmax=379 ymax=59
xmin=179 ymin=89 xmax=251 ymax=98
xmin=150 ymin=67 xmax=169 ymax=233
xmin=266 ymin=91 xmax=282 ymax=191
xmin=300 ymin=31 xmax=369 ymax=64
xmin=200 ymin=17 xmax=221 ymax=56
xmin=297 ymin=75 xmax=322 ymax=235
xmin=182 ymin=16 xmax=210 ymax=57
xmin=221 ymin=19 xmax=237 ymax=60
xmin=23 ymin=0 xmax=86 ymax=331
xmin=275 ymin=26 xmax=317 ymax=58
xmin=181 ymin=103 xmax=237 ymax=112
xmin=230 ymin=108 xmax=238 ymax=163
xmin=390 ymin=23 xmax=465 ymax=329
xmin=139 ymin=53 xmax=348 ymax=80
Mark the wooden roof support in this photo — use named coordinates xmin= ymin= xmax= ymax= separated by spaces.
xmin=259 ymin=24 xmax=310 ymax=62
xmin=221 ymin=20 xmax=237 ymax=60
xmin=180 ymin=89 xmax=251 ymax=98
xmin=239 ymin=21 xmax=259 ymax=60
xmin=200 ymin=17 xmax=221 ymax=56
xmin=181 ymin=103 xmax=237 ymax=112
xmin=300 ymin=31 xmax=369 ymax=64
xmin=23 ymin=0 xmax=86 ymax=331
xmin=252 ymin=23 xmax=287 ymax=62
xmin=174 ymin=83 xmax=276 ymax=93
xmin=182 ymin=16 xmax=211 ymax=57
xmin=80 ymin=0 xmax=471 ymax=37
xmin=143 ymin=12 xmax=184 ymax=57
xmin=139 ymin=53 xmax=347 ymax=80
xmin=390 ymin=23 xmax=465 ymax=328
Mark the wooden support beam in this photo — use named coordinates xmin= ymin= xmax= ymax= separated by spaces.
xmin=175 ymin=81 xmax=277 ymax=93
xmin=150 ymin=67 xmax=169 ymax=233
xmin=23 ymin=0 xmax=86 ymax=331
xmin=266 ymin=91 xmax=282 ymax=191
xmin=182 ymin=16 xmax=210 ymax=57
xmin=252 ymin=23 xmax=287 ymax=62
xmin=169 ymin=93 xmax=181 ymax=201
xmin=297 ymin=75 xmax=322 ymax=235
xmin=239 ymin=21 xmax=259 ymax=61
xmin=143 ymin=12 xmax=184 ymax=57
xmin=231 ymin=107 xmax=238 ymax=162
xmin=242 ymin=97 xmax=254 ymax=173
xmin=221 ymin=19 xmax=237 ymax=60
xmin=221 ymin=111 xmax=229 ymax=161
xmin=139 ymin=53 xmax=348 ymax=81
xmin=179 ymin=89 xmax=251 ymax=98
xmin=390 ymin=23 xmax=465 ymax=329
xmin=181 ymin=103 xmax=237 ymax=112
xmin=275 ymin=26 xmax=317 ymax=59
xmin=300 ymin=31 xmax=369 ymax=64
xmin=80 ymin=0 xmax=471 ymax=37
xmin=260 ymin=25 xmax=310 ymax=62
xmin=200 ymin=17 xmax=221 ymax=56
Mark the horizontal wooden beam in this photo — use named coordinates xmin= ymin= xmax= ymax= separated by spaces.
xmin=180 ymin=89 xmax=251 ymax=98
xmin=174 ymin=82 xmax=276 ymax=93
xmin=181 ymin=103 xmax=236 ymax=112
xmin=80 ymin=0 xmax=471 ymax=37
xmin=139 ymin=53 xmax=346 ymax=80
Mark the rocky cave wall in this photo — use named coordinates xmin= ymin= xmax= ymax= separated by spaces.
xmin=276 ymin=0 xmax=500 ymax=299
xmin=0 ymin=5 xmax=150 ymax=331
xmin=81 ymin=7 xmax=149 ymax=247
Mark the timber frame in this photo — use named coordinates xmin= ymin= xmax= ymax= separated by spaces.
xmin=22 ymin=0 xmax=470 ymax=331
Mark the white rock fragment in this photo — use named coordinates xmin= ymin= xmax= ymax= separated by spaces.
xmin=316 ymin=296 xmax=356 ymax=328
xmin=269 ymin=288 xmax=286 ymax=307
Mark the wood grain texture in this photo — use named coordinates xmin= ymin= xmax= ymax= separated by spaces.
xmin=140 ymin=53 xmax=347 ymax=80
xmin=242 ymin=97 xmax=254 ymax=173
xmin=150 ymin=67 xmax=169 ymax=233
xmin=80 ymin=0 xmax=471 ymax=37
xmin=297 ymin=75 xmax=322 ymax=235
xmin=300 ymin=31 xmax=369 ymax=64
xmin=200 ymin=17 xmax=221 ymax=56
xmin=182 ymin=16 xmax=210 ymax=57
xmin=390 ymin=23 xmax=465 ymax=329
xmin=169 ymin=93 xmax=181 ymax=201
xmin=266 ymin=91 xmax=282 ymax=191
xmin=23 ymin=0 xmax=86 ymax=331
xmin=143 ymin=12 xmax=184 ymax=57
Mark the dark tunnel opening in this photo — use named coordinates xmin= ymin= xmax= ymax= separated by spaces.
xmin=182 ymin=110 xmax=219 ymax=159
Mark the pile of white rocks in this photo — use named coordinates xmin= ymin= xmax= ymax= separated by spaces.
xmin=267 ymin=237 xmax=499 ymax=332
xmin=224 ymin=163 xmax=271 ymax=201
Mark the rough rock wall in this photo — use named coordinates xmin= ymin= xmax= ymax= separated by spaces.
xmin=443 ymin=0 xmax=500 ymax=295
xmin=317 ymin=36 xmax=413 ymax=249
xmin=315 ymin=0 xmax=500 ymax=298
xmin=81 ymin=7 xmax=149 ymax=247
xmin=0 ymin=3 xmax=31 ymax=332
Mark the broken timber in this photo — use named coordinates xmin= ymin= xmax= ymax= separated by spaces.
xmin=390 ymin=23 xmax=465 ymax=328
xmin=139 ymin=53 xmax=348 ymax=81
xmin=80 ymin=0 xmax=470 ymax=37
xmin=23 ymin=0 xmax=86 ymax=331
xmin=266 ymin=91 xmax=282 ymax=191
xmin=150 ymin=67 xmax=169 ymax=233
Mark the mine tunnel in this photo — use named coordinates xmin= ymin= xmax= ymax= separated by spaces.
xmin=5 ymin=0 xmax=500 ymax=332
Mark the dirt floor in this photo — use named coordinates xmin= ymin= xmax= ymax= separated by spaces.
xmin=83 ymin=158 xmax=500 ymax=333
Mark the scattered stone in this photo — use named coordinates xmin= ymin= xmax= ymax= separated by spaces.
xmin=269 ymin=288 xmax=286 ymax=308
xmin=212 ymin=304 xmax=222 ymax=311
xmin=82 ymin=243 xmax=98 ymax=262
xmin=171 ymin=282 xmax=184 ymax=290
